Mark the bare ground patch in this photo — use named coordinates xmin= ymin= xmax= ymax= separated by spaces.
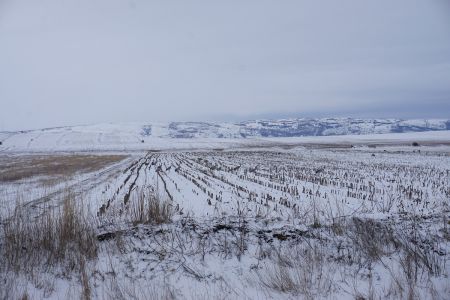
xmin=0 ymin=154 xmax=127 ymax=182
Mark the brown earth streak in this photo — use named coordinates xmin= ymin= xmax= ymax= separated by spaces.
xmin=0 ymin=154 xmax=127 ymax=182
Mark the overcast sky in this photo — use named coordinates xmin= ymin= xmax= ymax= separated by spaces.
xmin=1 ymin=0 xmax=449 ymax=130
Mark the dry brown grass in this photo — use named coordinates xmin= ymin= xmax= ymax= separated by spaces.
xmin=0 ymin=154 xmax=127 ymax=182
xmin=1 ymin=193 xmax=98 ymax=274
xmin=130 ymin=188 xmax=173 ymax=225
xmin=258 ymin=244 xmax=334 ymax=298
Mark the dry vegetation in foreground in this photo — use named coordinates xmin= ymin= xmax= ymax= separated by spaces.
xmin=0 ymin=187 xmax=174 ymax=300
xmin=257 ymin=217 xmax=447 ymax=300
xmin=129 ymin=187 xmax=173 ymax=225
xmin=0 ymin=160 xmax=448 ymax=300
xmin=2 ymin=194 xmax=98 ymax=274
xmin=0 ymin=154 xmax=127 ymax=182
xmin=1 ymin=193 xmax=449 ymax=299
xmin=0 ymin=192 xmax=98 ymax=300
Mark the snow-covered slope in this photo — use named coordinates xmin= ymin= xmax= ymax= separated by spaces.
xmin=1 ymin=118 xmax=449 ymax=152
xmin=148 ymin=118 xmax=450 ymax=138
xmin=238 ymin=118 xmax=450 ymax=137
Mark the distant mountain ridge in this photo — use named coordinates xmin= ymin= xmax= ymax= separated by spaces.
xmin=248 ymin=118 xmax=450 ymax=137
xmin=1 ymin=118 xmax=450 ymax=140
xmin=1 ymin=118 xmax=449 ymax=151
xmin=168 ymin=118 xmax=450 ymax=138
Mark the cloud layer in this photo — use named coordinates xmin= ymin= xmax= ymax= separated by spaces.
xmin=1 ymin=0 xmax=449 ymax=130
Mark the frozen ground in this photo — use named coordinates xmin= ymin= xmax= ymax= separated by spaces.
xmin=0 ymin=132 xmax=449 ymax=299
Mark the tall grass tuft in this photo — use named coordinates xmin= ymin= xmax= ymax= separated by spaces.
xmin=130 ymin=188 xmax=173 ymax=225
xmin=1 ymin=193 xmax=98 ymax=274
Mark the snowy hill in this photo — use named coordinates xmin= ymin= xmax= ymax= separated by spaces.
xmin=0 ymin=118 xmax=449 ymax=151
xmin=237 ymin=118 xmax=450 ymax=137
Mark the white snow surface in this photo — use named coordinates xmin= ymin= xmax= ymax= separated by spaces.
xmin=0 ymin=121 xmax=449 ymax=152
xmin=1 ymin=123 xmax=450 ymax=300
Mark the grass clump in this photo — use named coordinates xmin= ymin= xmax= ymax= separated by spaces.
xmin=130 ymin=188 xmax=173 ymax=225
xmin=1 ymin=194 xmax=98 ymax=274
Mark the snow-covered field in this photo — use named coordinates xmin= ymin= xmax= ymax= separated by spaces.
xmin=1 ymin=122 xmax=450 ymax=152
xmin=0 ymin=132 xmax=449 ymax=299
